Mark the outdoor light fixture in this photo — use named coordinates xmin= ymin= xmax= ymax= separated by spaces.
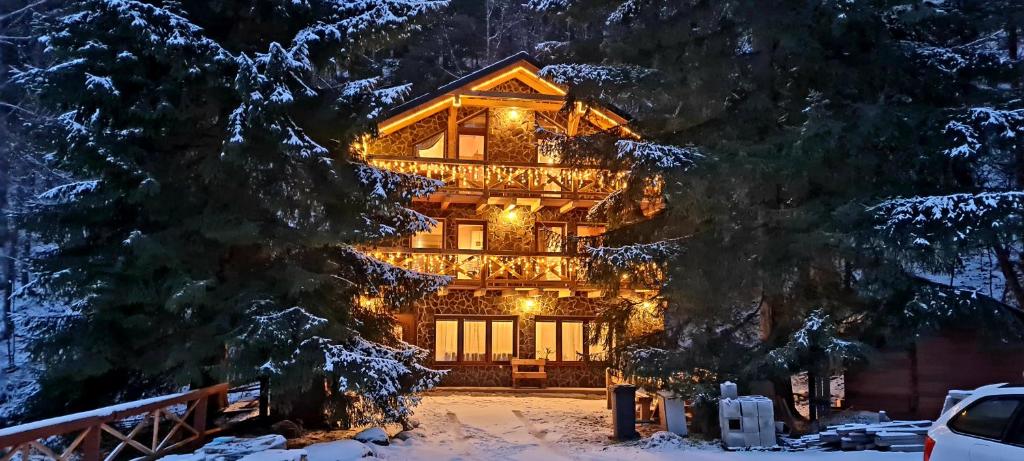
xmin=502 ymin=207 xmax=519 ymax=222
xmin=519 ymin=298 xmax=537 ymax=313
xmin=508 ymin=108 xmax=521 ymax=120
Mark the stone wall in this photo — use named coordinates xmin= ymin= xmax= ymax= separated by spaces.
xmin=413 ymin=290 xmax=609 ymax=387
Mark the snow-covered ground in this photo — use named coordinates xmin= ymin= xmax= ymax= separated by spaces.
xmin=353 ymin=392 xmax=917 ymax=461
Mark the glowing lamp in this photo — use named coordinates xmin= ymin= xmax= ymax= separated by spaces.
xmin=519 ymin=298 xmax=537 ymax=313
xmin=508 ymin=108 xmax=521 ymax=120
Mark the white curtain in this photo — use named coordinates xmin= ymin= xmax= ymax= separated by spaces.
xmin=535 ymin=321 xmax=556 ymax=361
xmin=491 ymin=321 xmax=514 ymax=361
xmin=561 ymin=321 xmax=583 ymax=362
xmin=589 ymin=323 xmax=608 ymax=361
xmin=435 ymin=320 xmax=458 ymax=362
xmin=463 ymin=320 xmax=487 ymax=361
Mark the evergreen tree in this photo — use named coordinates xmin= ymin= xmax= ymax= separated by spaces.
xmin=16 ymin=0 xmax=449 ymax=427
xmin=529 ymin=0 xmax=1024 ymax=425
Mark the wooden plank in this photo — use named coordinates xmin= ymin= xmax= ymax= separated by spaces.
xmin=558 ymin=201 xmax=576 ymax=214
xmin=473 ymin=288 xmax=487 ymax=297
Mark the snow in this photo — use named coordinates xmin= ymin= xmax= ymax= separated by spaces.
xmin=0 ymin=390 xmax=191 ymax=437
xmin=350 ymin=393 xmax=918 ymax=461
xmin=304 ymin=440 xmax=373 ymax=461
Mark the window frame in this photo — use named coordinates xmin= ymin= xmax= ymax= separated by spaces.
xmin=413 ymin=131 xmax=446 ymax=159
xmin=535 ymin=222 xmax=568 ymax=254
xmin=948 ymin=396 xmax=1024 ymax=444
xmin=574 ymin=224 xmax=607 ymax=254
xmin=410 ymin=218 xmax=445 ymax=250
xmin=455 ymin=219 xmax=488 ymax=252
xmin=535 ymin=113 xmax=565 ymax=165
xmin=533 ymin=316 xmax=607 ymax=365
xmin=433 ymin=315 xmax=518 ymax=365
xmin=457 ymin=110 xmax=488 ymax=161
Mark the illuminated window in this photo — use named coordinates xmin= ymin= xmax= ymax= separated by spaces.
xmin=463 ymin=320 xmax=487 ymax=361
xmin=435 ymin=319 xmax=458 ymax=362
xmin=589 ymin=323 xmax=609 ymax=361
xmin=576 ymin=224 xmax=606 ymax=252
xmin=537 ymin=223 xmax=566 ymax=253
xmin=492 ymin=321 xmax=514 ymax=362
xmin=434 ymin=317 xmax=516 ymax=363
xmin=535 ymin=321 xmax=557 ymax=361
xmin=561 ymin=321 xmax=584 ymax=361
xmin=458 ymin=113 xmax=486 ymax=160
xmin=393 ymin=324 xmax=405 ymax=342
xmin=415 ymin=132 xmax=445 ymax=158
xmin=534 ymin=317 xmax=601 ymax=362
xmin=536 ymin=115 xmax=564 ymax=164
xmin=457 ymin=223 xmax=485 ymax=250
xmin=411 ymin=221 xmax=443 ymax=249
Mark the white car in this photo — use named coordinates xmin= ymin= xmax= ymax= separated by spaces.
xmin=926 ymin=383 xmax=1024 ymax=461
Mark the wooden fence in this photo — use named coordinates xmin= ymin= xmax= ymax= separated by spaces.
xmin=0 ymin=383 xmax=228 ymax=461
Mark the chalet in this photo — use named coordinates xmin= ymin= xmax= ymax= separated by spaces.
xmin=356 ymin=53 xmax=644 ymax=388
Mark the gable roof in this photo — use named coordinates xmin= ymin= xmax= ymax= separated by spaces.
xmin=376 ymin=52 xmax=633 ymax=136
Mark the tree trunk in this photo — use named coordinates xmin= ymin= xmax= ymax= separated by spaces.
xmin=993 ymin=243 xmax=1024 ymax=309
xmin=1008 ymin=20 xmax=1019 ymax=62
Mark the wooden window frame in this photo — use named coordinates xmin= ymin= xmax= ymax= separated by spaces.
xmin=434 ymin=315 xmax=519 ymax=365
xmin=534 ymin=316 xmax=607 ymax=365
xmin=455 ymin=219 xmax=488 ymax=252
xmin=410 ymin=218 xmax=445 ymax=250
xmin=535 ymin=112 xmax=566 ymax=164
xmin=412 ymin=131 xmax=446 ymax=159
xmin=457 ymin=110 xmax=488 ymax=162
xmin=535 ymin=221 xmax=567 ymax=254
xmin=573 ymin=223 xmax=606 ymax=254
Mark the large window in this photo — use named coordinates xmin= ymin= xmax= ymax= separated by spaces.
xmin=534 ymin=317 xmax=605 ymax=363
xmin=415 ymin=132 xmax=445 ymax=158
xmin=458 ymin=113 xmax=486 ymax=160
xmin=457 ymin=222 xmax=485 ymax=250
xmin=536 ymin=115 xmax=563 ymax=164
xmin=411 ymin=221 xmax=443 ymax=249
xmin=433 ymin=316 xmax=517 ymax=363
xmin=949 ymin=397 xmax=1023 ymax=441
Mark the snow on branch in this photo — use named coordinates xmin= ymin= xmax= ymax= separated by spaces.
xmin=616 ymin=140 xmax=702 ymax=177
xmin=944 ymin=107 xmax=1024 ymax=159
xmin=766 ymin=309 xmax=865 ymax=371
xmin=35 ymin=180 xmax=101 ymax=205
xmin=539 ymin=63 xmax=655 ymax=87
xmin=870 ymin=192 xmax=1024 ymax=249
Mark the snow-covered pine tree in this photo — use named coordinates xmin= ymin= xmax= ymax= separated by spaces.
xmin=16 ymin=0 xmax=449 ymax=427
xmin=866 ymin=3 xmax=1024 ymax=330
xmin=528 ymin=0 xmax=1024 ymax=426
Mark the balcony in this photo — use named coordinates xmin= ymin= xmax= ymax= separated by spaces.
xmin=367 ymin=249 xmax=592 ymax=290
xmin=365 ymin=156 xmax=623 ymax=206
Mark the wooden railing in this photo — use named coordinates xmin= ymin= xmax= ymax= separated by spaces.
xmin=366 ymin=157 xmax=623 ymax=200
xmin=0 ymin=384 xmax=228 ymax=461
xmin=367 ymin=250 xmax=589 ymax=288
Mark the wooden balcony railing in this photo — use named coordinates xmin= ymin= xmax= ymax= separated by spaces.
xmin=366 ymin=157 xmax=623 ymax=200
xmin=367 ymin=250 xmax=590 ymax=288
xmin=0 ymin=384 xmax=228 ymax=461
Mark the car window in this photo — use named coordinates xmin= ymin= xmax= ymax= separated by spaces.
xmin=949 ymin=397 xmax=1022 ymax=441
xmin=1007 ymin=406 xmax=1024 ymax=447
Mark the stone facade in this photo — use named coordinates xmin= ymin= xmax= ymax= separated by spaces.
xmin=363 ymin=73 xmax=625 ymax=388
xmin=412 ymin=291 xmax=609 ymax=387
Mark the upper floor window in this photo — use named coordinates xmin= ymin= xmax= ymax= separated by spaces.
xmin=457 ymin=222 xmax=485 ymax=251
xmin=416 ymin=132 xmax=445 ymax=158
xmin=537 ymin=222 xmax=566 ymax=253
xmin=411 ymin=221 xmax=444 ymax=249
xmin=575 ymin=224 xmax=606 ymax=252
xmin=458 ymin=113 xmax=487 ymax=161
xmin=537 ymin=115 xmax=564 ymax=164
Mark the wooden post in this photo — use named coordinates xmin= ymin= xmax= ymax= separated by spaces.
xmin=192 ymin=396 xmax=208 ymax=435
xmin=259 ymin=376 xmax=270 ymax=419
xmin=82 ymin=426 xmax=101 ymax=461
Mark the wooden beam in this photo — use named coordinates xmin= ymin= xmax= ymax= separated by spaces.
xmin=568 ymin=102 xmax=583 ymax=136
xmin=586 ymin=290 xmax=604 ymax=299
xmin=473 ymin=288 xmax=487 ymax=297
xmin=437 ymin=287 xmax=449 ymax=297
xmin=501 ymin=289 xmax=516 ymax=297
xmin=557 ymin=289 xmax=572 ymax=298
xmin=446 ymin=104 xmax=458 ymax=158
xmin=441 ymin=196 xmax=452 ymax=211
xmin=460 ymin=96 xmax=565 ymax=111
xmin=476 ymin=199 xmax=490 ymax=212
xmin=464 ymin=90 xmax=565 ymax=102
xmin=559 ymin=201 xmax=577 ymax=214
xmin=516 ymin=197 xmax=542 ymax=212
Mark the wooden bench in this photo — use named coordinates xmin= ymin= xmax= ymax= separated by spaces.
xmin=511 ymin=358 xmax=547 ymax=388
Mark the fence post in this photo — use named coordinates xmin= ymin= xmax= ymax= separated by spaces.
xmin=259 ymin=376 xmax=270 ymax=419
xmin=193 ymin=395 xmax=208 ymax=435
xmin=82 ymin=426 xmax=101 ymax=461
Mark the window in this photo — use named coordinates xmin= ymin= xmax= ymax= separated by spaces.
xmin=433 ymin=316 xmax=517 ymax=363
xmin=535 ymin=321 xmax=557 ymax=361
xmin=411 ymin=221 xmax=443 ymax=249
xmin=534 ymin=317 xmax=605 ymax=362
xmin=463 ymin=320 xmax=487 ymax=362
xmin=435 ymin=319 xmax=458 ymax=362
xmin=949 ymin=397 xmax=1022 ymax=441
xmin=492 ymin=321 xmax=514 ymax=362
xmin=457 ymin=222 xmax=485 ymax=250
xmin=458 ymin=113 xmax=486 ymax=160
xmin=536 ymin=115 xmax=563 ymax=164
xmin=537 ymin=223 xmax=566 ymax=253
xmin=415 ymin=132 xmax=445 ymax=158
xmin=561 ymin=321 xmax=584 ymax=362
xmin=576 ymin=224 xmax=606 ymax=252
xmin=589 ymin=323 xmax=610 ymax=361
